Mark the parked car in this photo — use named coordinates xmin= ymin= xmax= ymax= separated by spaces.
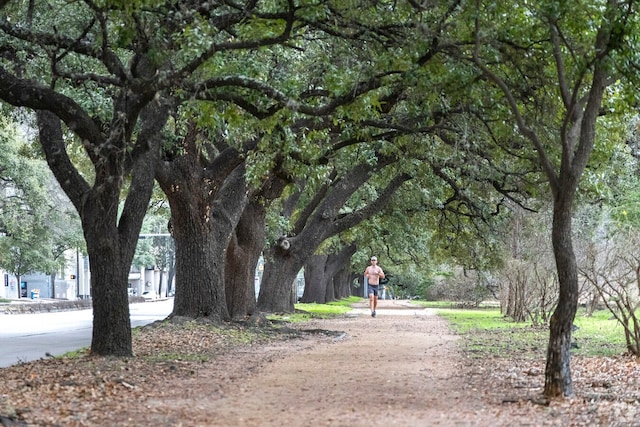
xmin=142 ymin=291 xmax=156 ymax=301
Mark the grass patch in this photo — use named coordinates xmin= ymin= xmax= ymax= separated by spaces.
xmin=414 ymin=300 xmax=500 ymax=310
xmin=438 ymin=308 xmax=548 ymax=359
xmin=325 ymin=296 xmax=362 ymax=307
xmin=295 ymin=297 xmax=359 ymax=316
xmin=268 ymin=297 xmax=362 ymax=322
xmin=572 ymin=309 xmax=628 ymax=357
xmin=437 ymin=306 xmax=629 ymax=359
xmin=413 ymin=300 xmax=454 ymax=309
xmin=58 ymin=347 xmax=90 ymax=359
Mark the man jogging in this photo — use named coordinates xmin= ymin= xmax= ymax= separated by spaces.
xmin=364 ymin=256 xmax=385 ymax=317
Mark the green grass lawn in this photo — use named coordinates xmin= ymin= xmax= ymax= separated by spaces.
xmin=268 ymin=296 xmax=363 ymax=322
xmin=435 ymin=305 xmax=629 ymax=358
xmin=571 ymin=309 xmax=628 ymax=357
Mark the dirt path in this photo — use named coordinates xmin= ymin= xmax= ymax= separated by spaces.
xmin=193 ymin=300 xmax=515 ymax=427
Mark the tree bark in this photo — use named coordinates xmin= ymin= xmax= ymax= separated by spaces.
xmin=225 ymin=172 xmax=290 ymax=319
xmin=350 ymin=273 xmax=363 ymax=297
xmin=329 ymin=245 xmax=357 ymax=298
xmin=87 ymin=240 xmax=132 ymax=355
xmin=324 ymin=273 xmax=336 ymax=303
xmin=302 ymin=245 xmax=357 ymax=303
xmin=258 ymin=245 xmax=303 ymax=313
xmin=37 ymin=102 xmax=166 ymax=356
xmin=334 ymin=266 xmax=352 ymax=299
xmin=156 ymin=119 xmax=251 ymax=322
xmin=544 ymin=194 xmax=579 ymax=397
xmin=164 ymin=165 xmax=248 ymax=321
xmin=225 ymin=200 xmax=264 ymax=320
xmin=301 ymin=254 xmax=329 ymax=303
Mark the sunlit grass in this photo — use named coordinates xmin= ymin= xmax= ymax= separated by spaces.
xmin=268 ymin=296 xmax=362 ymax=322
xmin=326 ymin=296 xmax=363 ymax=306
xmin=436 ymin=305 xmax=629 ymax=359
xmin=414 ymin=300 xmax=500 ymax=310
xmin=437 ymin=308 xmax=547 ymax=359
xmin=296 ymin=296 xmax=361 ymax=315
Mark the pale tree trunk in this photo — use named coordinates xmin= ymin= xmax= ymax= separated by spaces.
xmin=585 ymin=293 xmax=600 ymax=317
xmin=167 ymin=243 xmax=176 ymax=297
xmin=15 ymin=274 xmax=22 ymax=299
xmin=158 ymin=271 xmax=164 ymax=299
xmin=512 ymin=269 xmax=527 ymax=322
xmin=503 ymin=209 xmax=526 ymax=320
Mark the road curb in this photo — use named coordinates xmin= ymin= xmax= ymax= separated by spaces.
xmin=0 ymin=297 xmax=146 ymax=314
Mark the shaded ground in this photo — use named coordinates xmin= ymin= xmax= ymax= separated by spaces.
xmin=1 ymin=299 xmax=639 ymax=426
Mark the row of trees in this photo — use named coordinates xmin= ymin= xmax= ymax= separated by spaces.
xmin=2 ymin=0 xmax=640 ymax=400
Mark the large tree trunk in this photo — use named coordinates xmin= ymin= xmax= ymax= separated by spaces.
xmin=302 ymin=245 xmax=357 ymax=303
xmin=334 ymin=264 xmax=354 ymax=299
xmin=171 ymin=218 xmax=227 ymax=320
xmin=167 ymin=166 xmax=248 ymax=321
xmin=225 ymin=174 xmax=289 ymax=319
xmin=87 ymin=236 xmax=132 ymax=356
xmin=544 ymin=195 xmax=579 ymax=397
xmin=38 ymin=105 xmax=165 ymax=356
xmin=258 ymin=245 xmax=305 ymax=313
xmin=156 ymin=120 xmax=251 ymax=322
xmin=325 ymin=275 xmax=336 ymax=302
xmin=327 ymin=245 xmax=357 ymax=300
xmin=301 ymin=254 xmax=329 ymax=303
xmin=88 ymin=143 xmax=160 ymax=355
xmin=225 ymin=200 xmax=264 ymax=320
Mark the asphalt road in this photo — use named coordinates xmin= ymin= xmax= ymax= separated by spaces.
xmin=0 ymin=299 xmax=173 ymax=368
